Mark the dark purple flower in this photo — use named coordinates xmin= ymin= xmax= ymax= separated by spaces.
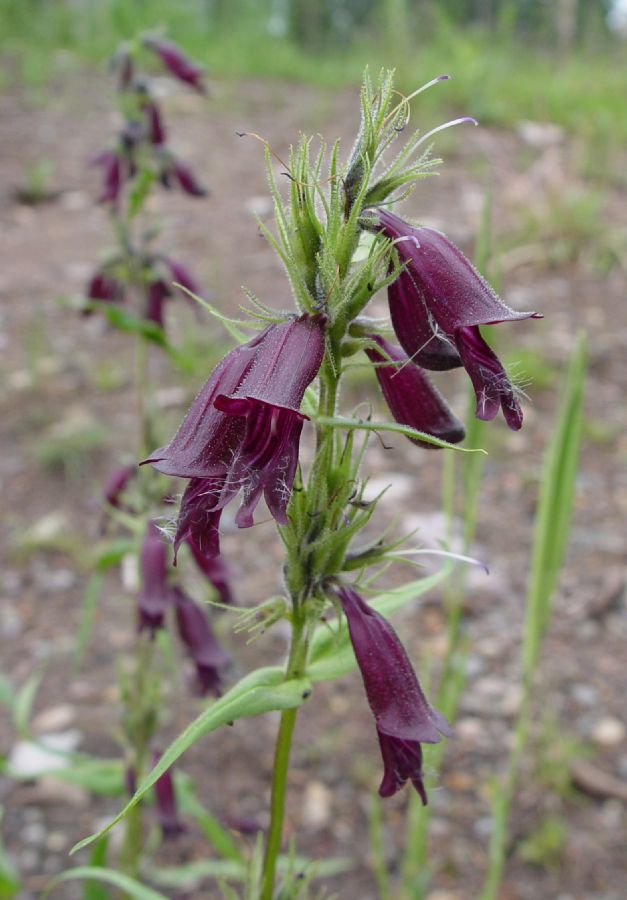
xmin=376 ymin=210 xmax=541 ymax=430
xmin=336 ymin=584 xmax=451 ymax=803
xmin=144 ymin=315 xmax=325 ymax=557
xmin=144 ymin=38 xmax=206 ymax=93
xmin=145 ymin=279 xmax=171 ymax=329
xmin=187 ymin=536 xmax=235 ymax=605
xmin=166 ymin=157 xmax=208 ymax=197
xmin=145 ymin=101 xmax=166 ymax=146
xmin=173 ymin=588 xmax=230 ymax=695
xmin=163 ymin=257 xmax=200 ymax=299
xmin=151 ymin=752 xmax=185 ymax=840
xmin=365 ymin=334 xmax=464 ymax=448
xmin=137 ymin=520 xmax=171 ymax=633
xmin=103 ymin=464 xmax=136 ymax=509
xmin=87 ymin=270 xmax=125 ymax=304
xmin=92 ymin=150 xmax=123 ymax=205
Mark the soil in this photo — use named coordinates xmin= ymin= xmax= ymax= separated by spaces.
xmin=0 ymin=71 xmax=626 ymax=900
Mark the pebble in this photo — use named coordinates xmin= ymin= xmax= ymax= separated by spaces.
xmin=21 ymin=822 xmax=46 ymax=845
xmin=591 ymin=717 xmax=626 ymax=747
xmin=473 ymin=815 xmax=493 ymax=837
xmin=32 ymin=704 xmax=76 ymax=734
xmin=301 ymin=780 xmax=332 ymax=830
xmin=570 ymin=683 xmax=599 ymax=707
xmin=8 ymin=730 xmax=81 ymax=778
xmin=34 ymin=775 xmax=90 ymax=809
xmin=45 ymin=831 xmax=68 ymax=853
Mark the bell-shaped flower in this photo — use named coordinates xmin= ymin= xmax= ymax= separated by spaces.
xmin=144 ymin=38 xmax=206 ymax=93
xmin=145 ymin=315 xmax=325 ymax=555
xmin=336 ymin=584 xmax=451 ymax=803
xmin=376 ymin=209 xmax=540 ymax=430
xmin=173 ymin=588 xmax=230 ymax=695
xmin=137 ymin=520 xmax=171 ymax=633
xmin=187 ymin=535 xmax=235 ymax=605
xmin=145 ymin=279 xmax=171 ymax=329
xmin=151 ymin=752 xmax=185 ymax=840
xmin=87 ymin=270 xmax=125 ymax=305
xmin=365 ymin=334 xmax=464 ymax=448
xmin=145 ymin=100 xmax=166 ymax=146
xmin=162 ymin=257 xmax=201 ymax=305
xmin=92 ymin=149 xmax=123 ymax=206
xmin=103 ymin=464 xmax=136 ymax=509
xmin=162 ymin=157 xmax=207 ymax=197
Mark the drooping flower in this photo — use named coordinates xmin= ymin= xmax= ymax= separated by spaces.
xmin=162 ymin=156 xmax=208 ymax=197
xmin=365 ymin=334 xmax=465 ymax=448
xmin=87 ymin=270 xmax=125 ymax=305
xmin=144 ymin=38 xmax=206 ymax=93
xmin=103 ymin=464 xmax=136 ymax=509
xmin=187 ymin=535 xmax=235 ymax=605
xmin=173 ymin=588 xmax=230 ymax=695
xmin=336 ymin=584 xmax=451 ymax=803
xmin=144 ymin=315 xmax=325 ymax=558
xmin=137 ymin=520 xmax=171 ymax=633
xmin=151 ymin=752 xmax=185 ymax=839
xmin=145 ymin=279 xmax=171 ymax=329
xmin=145 ymin=100 xmax=166 ymax=146
xmin=376 ymin=209 xmax=541 ymax=430
xmin=162 ymin=257 xmax=201 ymax=300
xmin=92 ymin=149 xmax=123 ymax=205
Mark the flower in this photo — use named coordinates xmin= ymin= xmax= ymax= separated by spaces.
xmin=145 ymin=100 xmax=166 ymax=146
xmin=145 ymin=279 xmax=171 ymax=329
xmin=92 ymin=149 xmax=123 ymax=205
xmin=87 ymin=270 xmax=125 ymax=304
xmin=103 ymin=464 xmax=136 ymax=509
xmin=162 ymin=156 xmax=208 ymax=197
xmin=365 ymin=334 xmax=464 ymax=447
xmin=376 ymin=210 xmax=541 ymax=430
xmin=137 ymin=520 xmax=171 ymax=633
xmin=336 ymin=584 xmax=451 ymax=803
xmin=144 ymin=38 xmax=206 ymax=93
xmin=173 ymin=588 xmax=230 ymax=695
xmin=144 ymin=314 xmax=325 ymax=558
xmin=151 ymin=752 xmax=185 ymax=839
xmin=187 ymin=535 xmax=235 ymax=605
xmin=162 ymin=257 xmax=201 ymax=300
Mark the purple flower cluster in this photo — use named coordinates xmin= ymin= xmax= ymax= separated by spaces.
xmin=136 ymin=520 xmax=231 ymax=695
xmin=86 ymin=39 xmax=206 ymax=330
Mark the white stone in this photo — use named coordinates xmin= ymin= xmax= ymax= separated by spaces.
xmin=8 ymin=730 xmax=81 ymax=778
xmin=592 ymin=717 xmax=626 ymax=747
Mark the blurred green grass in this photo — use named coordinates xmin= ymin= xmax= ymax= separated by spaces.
xmin=1 ymin=0 xmax=626 ymax=146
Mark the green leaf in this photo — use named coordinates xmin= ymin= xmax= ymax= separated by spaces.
xmin=307 ymin=568 xmax=451 ymax=682
xmin=523 ymin=333 xmax=587 ymax=673
xmin=127 ymin=168 xmax=156 ymax=219
xmin=73 ymin=571 xmax=104 ymax=669
xmin=149 ymin=860 xmax=246 ymax=890
xmin=315 ymin=415 xmax=486 ymax=453
xmin=71 ymin=668 xmax=311 ymax=854
xmin=0 ymin=807 xmax=21 ymax=899
xmin=14 ymin=672 xmax=43 ymax=738
xmin=101 ymin=306 xmax=168 ymax=348
xmin=43 ymin=867 xmax=167 ymax=900
xmin=10 ymin=757 xmax=124 ymax=796
xmin=83 ymin=839 xmax=109 ymax=900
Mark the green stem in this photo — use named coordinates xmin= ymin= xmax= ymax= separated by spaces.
xmin=260 ymin=618 xmax=309 ymax=900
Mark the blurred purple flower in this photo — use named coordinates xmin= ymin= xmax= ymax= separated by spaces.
xmin=187 ymin=536 xmax=235 ymax=605
xmin=151 ymin=752 xmax=185 ymax=840
xmin=92 ymin=149 xmax=123 ymax=205
xmin=144 ymin=314 xmax=325 ymax=558
xmin=163 ymin=257 xmax=200 ymax=299
xmin=336 ymin=584 xmax=451 ymax=803
xmin=145 ymin=101 xmax=166 ymax=146
xmin=163 ymin=157 xmax=208 ymax=197
xmin=137 ymin=520 xmax=171 ymax=634
xmin=144 ymin=38 xmax=206 ymax=93
xmin=376 ymin=210 xmax=541 ymax=430
xmin=145 ymin=279 xmax=171 ymax=329
xmin=103 ymin=464 xmax=136 ymax=509
xmin=87 ymin=270 xmax=125 ymax=304
xmin=173 ymin=588 xmax=230 ymax=695
xmin=365 ymin=334 xmax=464 ymax=448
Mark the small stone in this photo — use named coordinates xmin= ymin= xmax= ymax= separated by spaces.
xmin=45 ymin=831 xmax=68 ymax=853
xmin=591 ymin=717 xmax=626 ymax=747
xmin=35 ymin=775 xmax=90 ymax=809
xmin=301 ymin=780 xmax=332 ymax=830
xmin=456 ymin=717 xmax=483 ymax=743
xmin=32 ymin=704 xmax=76 ymax=734
xmin=473 ymin=816 xmax=493 ymax=837
xmin=21 ymin=822 xmax=46 ymax=845
xmin=8 ymin=730 xmax=81 ymax=778
xmin=570 ymin=683 xmax=598 ymax=707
